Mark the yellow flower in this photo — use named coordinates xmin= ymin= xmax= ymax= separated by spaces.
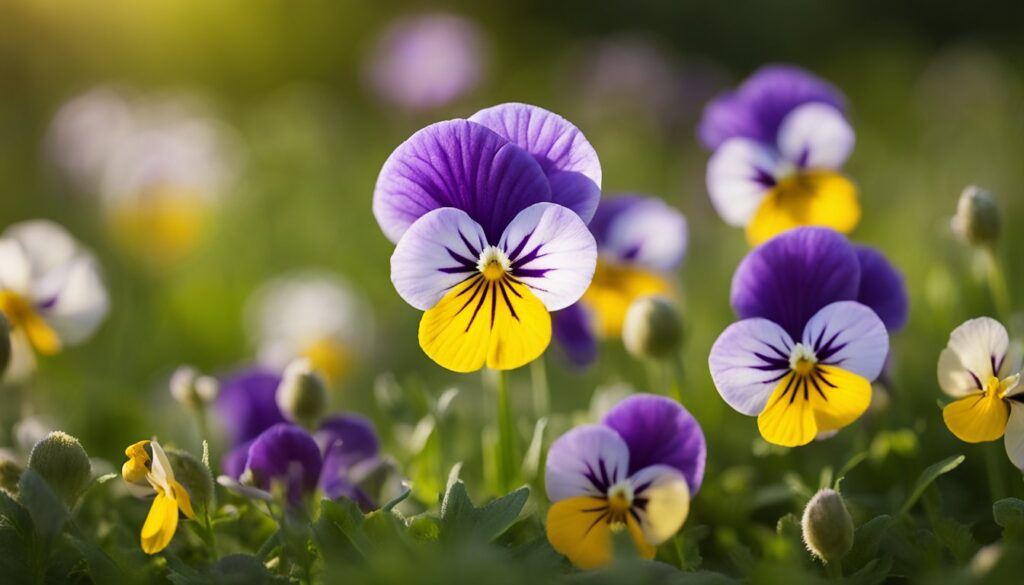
xmin=122 ymin=440 xmax=196 ymax=554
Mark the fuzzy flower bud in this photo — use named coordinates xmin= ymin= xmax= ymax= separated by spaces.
xmin=952 ymin=185 xmax=1000 ymax=247
xmin=26 ymin=431 xmax=92 ymax=506
xmin=622 ymin=296 xmax=683 ymax=360
xmin=801 ymin=488 xmax=854 ymax=564
xmin=170 ymin=365 xmax=220 ymax=409
xmin=166 ymin=448 xmax=214 ymax=512
xmin=0 ymin=313 xmax=11 ymax=376
xmin=276 ymin=358 xmax=328 ymax=429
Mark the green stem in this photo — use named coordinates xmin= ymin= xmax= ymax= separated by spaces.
xmin=668 ymin=354 xmax=685 ymax=404
xmin=531 ymin=358 xmax=550 ymax=418
xmin=495 ymin=369 xmax=518 ymax=493
xmin=982 ymin=247 xmax=1013 ymax=321
xmin=984 ymin=441 xmax=1007 ymax=502
xmin=825 ymin=560 xmax=843 ymax=580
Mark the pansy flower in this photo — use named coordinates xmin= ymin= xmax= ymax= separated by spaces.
xmin=699 ymin=65 xmax=859 ymax=245
xmin=0 ymin=220 xmax=109 ymax=381
xmin=374 ymin=103 xmax=601 ymax=372
xmin=215 ymin=367 xmax=387 ymax=508
xmin=552 ymin=194 xmax=687 ymax=366
xmin=545 ymin=394 xmax=705 ymax=569
xmin=708 ymin=227 xmax=900 ymax=447
xmin=938 ymin=317 xmax=1024 ymax=468
xmin=122 ymin=439 xmax=196 ymax=554
xmin=245 ymin=270 xmax=371 ymax=383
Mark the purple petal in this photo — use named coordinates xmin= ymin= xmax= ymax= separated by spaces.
xmin=245 ymin=423 xmax=323 ymax=503
xmin=373 ymin=119 xmax=552 ymax=243
xmin=708 ymin=317 xmax=795 ymax=416
xmin=545 ymin=425 xmax=630 ymax=502
xmin=221 ymin=440 xmax=253 ymax=479
xmin=469 ymin=103 xmax=601 ymax=223
xmin=551 ymin=302 xmax=598 ymax=368
xmin=215 ymin=367 xmax=286 ymax=446
xmin=854 ymin=245 xmax=909 ymax=332
xmin=802 ymin=301 xmax=889 ymax=381
xmin=601 ymin=394 xmax=706 ymax=494
xmin=316 ymin=414 xmax=381 ymax=484
xmin=731 ymin=227 xmax=860 ymax=340
xmin=698 ymin=65 xmax=846 ymax=150
xmin=588 ymin=194 xmax=688 ymax=272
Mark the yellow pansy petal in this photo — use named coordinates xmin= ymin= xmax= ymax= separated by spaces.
xmin=122 ymin=440 xmax=151 ymax=485
xmin=809 ymin=365 xmax=872 ymax=433
xmin=0 ymin=291 xmax=62 ymax=355
xmin=745 ymin=170 xmax=860 ymax=246
xmin=419 ymin=275 xmax=551 ymax=373
xmin=757 ymin=373 xmax=818 ymax=447
xmin=141 ymin=489 xmax=179 ymax=555
xmin=582 ymin=261 xmax=672 ymax=338
xmin=172 ymin=481 xmax=196 ymax=519
xmin=107 ymin=188 xmax=211 ymax=266
xmin=547 ymin=496 xmax=613 ymax=569
xmin=626 ymin=514 xmax=656 ymax=560
xmin=636 ymin=472 xmax=690 ymax=545
xmin=302 ymin=337 xmax=350 ymax=383
xmin=942 ymin=391 xmax=1009 ymax=443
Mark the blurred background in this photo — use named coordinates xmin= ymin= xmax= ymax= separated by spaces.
xmin=1 ymin=0 xmax=1024 ymax=567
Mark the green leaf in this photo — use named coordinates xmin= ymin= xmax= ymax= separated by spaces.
xmin=834 ymin=451 xmax=868 ymax=490
xmin=993 ymin=497 xmax=1024 ymax=540
xmin=899 ymin=454 xmax=965 ymax=515
xmin=168 ymin=554 xmax=283 ymax=585
xmin=312 ymin=498 xmax=369 ymax=564
xmin=842 ymin=557 xmax=893 ymax=585
xmin=439 ymin=480 xmax=529 ymax=543
xmin=68 ymin=533 xmax=137 ymax=585
xmin=0 ymin=491 xmax=33 ymax=584
xmin=17 ymin=468 xmax=69 ymax=545
xmin=844 ymin=515 xmax=893 ymax=572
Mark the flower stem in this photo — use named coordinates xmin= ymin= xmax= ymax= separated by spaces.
xmin=984 ymin=440 xmax=1007 ymax=502
xmin=825 ymin=561 xmax=843 ymax=580
xmin=495 ymin=369 xmax=518 ymax=493
xmin=982 ymin=247 xmax=1013 ymax=321
xmin=669 ymin=353 xmax=685 ymax=404
xmin=531 ymin=358 xmax=550 ymax=418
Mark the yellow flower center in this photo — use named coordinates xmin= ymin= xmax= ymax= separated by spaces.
xmin=582 ymin=259 xmax=672 ymax=339
xmin=606 ymin=481 xmax=635 ymax=531
xmin=477 ymin=246 xmax=511 ymax=281
xmin=301 ymin=337 xmax=351 ymax=383
xmin=0 ymin=289 xmax=62 ymax=355
xmin=789 ymin=343 xmax=818 ymax=377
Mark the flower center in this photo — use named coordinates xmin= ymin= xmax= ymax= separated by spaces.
xmin=789 ymin=342 xmax=818 ymax=377
xmin=605 ymin=480 xmax=635 ymax=531
xmin=987 ymin=373 xmax=1021 ymax=399
xmin=0 ymin=289 xmax=62 ymax=355
xmin=477 ymin=246 xmax=511 ymax=282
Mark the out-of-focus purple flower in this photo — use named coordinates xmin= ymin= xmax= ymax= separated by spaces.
xmin=853 ymin=245 xmax=909 ymax=332
xmin=316 ymin=414 xmax=381 ymax=508
xmin=215 ymin=367 xmax=286 ymax=448
xmin=245 ymin=423 xmax=323 ymax=503
xmin=551 ymin=303 xmax=599 ymax=368
xmin=544 ymin=394 xmax=705 ymax=568
xmin=364 ymin=12 xmax=487 ymax=111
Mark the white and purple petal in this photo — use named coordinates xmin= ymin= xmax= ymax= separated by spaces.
xmin=705 ymin=139 xmax=779 ymax=227
xmin=469 ymin=103 xmax=601 ymax=223
xmin=499 ymin=203 xmax=597 ymax=311
xmin=731 ymin=227 xmax=861 ymax=340
xmin=854 ymin=245 xmax=909 ymax=332
xmin=545 ymin=425 xmax=630 ymax=502
xmin=937 ymin=317 xmax=1010 ymax=398
xmin=802 ymin=301 xmax=889 ymax=382
xmin=601 ymin=394 xmax=705 ymax=494
xmin=628 ymin=464 xmax=691 ymax=545
xmin=373 ymin=119 xmax=552 ymax=243
xmin=38 ymin=255 xmax=110 ymax=345
xmin=589 ymin=195 xmax=688 ymax=272
xmin=390 ymin=208 xmax=488 ymax=311
xmin=708 ymin=317 xmax=795 ymax=416
xmin=776 ymin=102 xmax=854 ymax=170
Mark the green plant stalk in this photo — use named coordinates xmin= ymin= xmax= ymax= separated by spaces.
xmin=826 ymin=560 xmax=843 ymax=580
xmin=531 ymin=358 xmax=550 ymax=418
xmin=982 ymin=246 xmax=1012 ymax=321
xmin=669 ymin=353 xmax=685 ymax=404
xmin=495 ymin=369 xmax=518 ymax=493
xmin=984 ymin=441 xmax=1007 ymax=502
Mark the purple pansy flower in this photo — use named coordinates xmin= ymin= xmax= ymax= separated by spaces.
xmin=216 ymin=368 xmax=287 ymax=447
xmin=545 ymin=394 xmax=705 ymax=569
xmin=245 ymin=423 xmax=323 ymax=503
xmin=551 ymin=194 xmax=687 ymax=367
xmin=709 ymin=227 xmax=900 ymax=447
xmin=374 ymin=103 xmax=601 ymax=373
xmin=698 ymin=65 xmax=860 ymax=245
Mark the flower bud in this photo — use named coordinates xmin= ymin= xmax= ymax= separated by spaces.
xmin=26 ymin=431 xmax=92 ymax=506
xmin=0 ymin=313 xmax=11 ymax=376
xmin=166 ymin=448 xmax=214 ymax=512
xmin=622 ymin=296 xmax=683 ymax=360
xmin=952 ymin=185 xmax=1000 ymax=247
xmin=276 ymin=358 xmax=327 ymax=429
xmin=0 ymin=450 xmax=22 ymax=494
xmin=170 ymin=365 xmax=220 ymax=409
xmin=801 ymin=488 xmax=854 ymax=564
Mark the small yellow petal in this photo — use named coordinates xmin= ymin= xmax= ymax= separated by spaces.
xmin=626 ymin=514 xmax=656 ymax=560
xmin=141 ymin=490 xmax=179 ymax=555
xmin=172 ymin=481 xmax=196 ymax=520
xmin=758 ymin=373 xmax=818 ymax=447
xmin=301 ymin=337 xmax=350 ymax=383
xmin=809 ymin=365 xmax=872 ymax=433
xmin=0 ymin=291 xmax=62 ymax=355
xmin=582 ymin=261 xmax=671 ymax=339
xmin=745 ymin=170 xmax=860 ymax=246
xmin=757 ymin=366 xmax=871 ymax=447
xmin=419 ymin=276 xmax=551 ymax=373
xmin=122 ymin=440 xmax=151 ymax=485
xmin=943 ymin=391 xmax=1009 ymax=443
xmin=107 ymin=187 xmax=212 ymax=267
xmin=637 ymin=475 xmax=690 ymax=545
xmin=547 ymin=496 xmax=614 ymax=569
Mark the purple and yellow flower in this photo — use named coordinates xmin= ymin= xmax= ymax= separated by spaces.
xmin=551 ymin=194 xmax=687 ymax=366
xmin=938 ymin=317 xmax=1024 ymax=469
xmin=122 ymin=439 xmax=196 ymax=554
xmin=699 ymin=65 xmax=859 ymax=245
xmin=364 ymin=12 xmax=487 ymax=111
xmin=545 ymin=395 xmax=705 ymax=569
xmin=374 ymin=103 xmax=601 ymax=372
xmin=245 ymin=270 xmax=371 ymax=383
xmin=0 ymin=220 xmax=109 ymax=381
xmin=708 ymin=227 xmax=903 ymax=447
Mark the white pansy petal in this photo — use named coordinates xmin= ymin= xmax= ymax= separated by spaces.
xmin=2 ymin=333 xmax=36 ymax=383
xmin=601 ymin=198 xmax=688 ymax=272
xmin=40 ymin=256 xmax=109 ymax=345
xmin=709 ymin=317 xmax=795 ymax=416
xmin=938 ymin=317 xmax=1008 ymax=397
xmin=499 ymin=203 xmax=597 ymax=311
xmin=630 ymin=464 xmax=690 ymax=545
xmin=545 ymin=425 xmax=630 ymax=502
xmin=777 ymin=102 xmax=855 ymax=169
xmin=391 ymin=208 xmax=489 ymax=311
xmin=706 ymin=138 xmax=778 ymax=227
xmin=2 ymin=220 xmax=79 ymax=278
xmin=147 ymin=441 xmax=174 ymax=493
xmin=0 ymin=239 xmax=31 ymax=293
xmin=802 ymin=301 xmax=889 ymax=381
xmin=1005 ymin=403 xmax=1024 ymax=470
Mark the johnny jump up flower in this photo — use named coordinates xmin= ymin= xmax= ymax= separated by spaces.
xmin=938 ymin=317 xmax=1024 ymax=469
xmin=0 ymin=220 xmax=109 ymax=381
xmin=375 ymin=103 xmax=601 ymax=372
xmin=545 ymin=394 xmax=705 ymax=569
xmin=122 ymin=440 xmax=196 ymax=554
xmin=551 ymin=194 xmax=687 ymax=367
xmin=699 ymin=65 xmax=860 ymax=245
xmin=709 ymin=227 xmax=905 ymax=447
